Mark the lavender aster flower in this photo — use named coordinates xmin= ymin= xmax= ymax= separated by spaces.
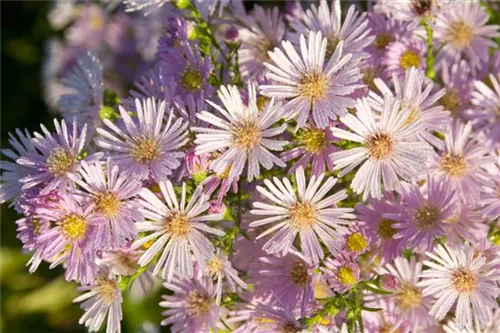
xmin=249 ymin=166 xmax=355 ymax=265
xmin=132 ymin=181 xmax=224 ymax=281
xmin=331 ymin=97 xmax=433 ymax=200
xmin=261 ymin=31 xmax=362 ymax=128
xmin=289 ymin=0 xmax=374 ymax=60
xmin=74 ymin=272 xmax=123 ymax=333
xmin=480 ymin=162 xmax=500 ymax=221
xmin=470 ymin=73 xmax=500 ymax=146
xmin=160 ymin=276 xmax=220 ymax=333
xmin=375 ymin=0 xmax=443 ymax=21
xmin=418 ymin=243 xmax=500 ymax=329
xmin=322 ymin=254 xmax=360 ymax=293
xmin=194 ymin=83 xmax=287 ymax=182
xmin=439 ymin=60 xmax=472 ymax=118
xmin=95 ymin=98 xmax=188 ymax=182
xmin=383 ymin=38 xmax=426 ymax=77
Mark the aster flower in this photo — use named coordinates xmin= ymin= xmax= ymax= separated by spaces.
xmin=480 ymin=162 xmax=500 ymax=221
xmin=261 ymin=31 xmax=362 ymax=128
xmin=427 ymin=120 xmax=495 ymax=204
xmin=331 ymin=96 xmax=433 ymax=200
xmin=73 ymin=272 xmax=123 ymax=333
xmin=95 ymin=98 xmax=188 ymax=182
xmin=194 ymin=83 xmax=287 ymax=182
xmin=340 ymin=223 xmax=370 ymax=258
xmin=66 ymin=5 xmax=107 ymax=49
xmin=289 ymin=0 xmax=373 ymax=60
xmin=389 ymin=176 xmax=458 ymax=253
xmin=74 ymin=160 xmax=143 ymax=247
xmin=236 ymin=5 xmax=286 ymax=80
xmin=369 ymin=67 xmax=450 ymax=148
xmin=201 ymin=249 xmax=247 ymax=305
xmin=281 ymin=125 xmax=339 ymax=177
xmin=160 ymin=276 xmax=220 ymax=333
xmin=363 ymin=298 xmax=410 ymax=333
xmin=322 ymin=254 xmax=360 ymax=293
xmin=98 ymin=246 xmax=141 ymax=276
xmin=132 ymin=181 xmax=224 ymax=281
xmin=444 ymin=205 xmax=489 ymax=246
xmin=0 ymin=128 xmax=37 ymax=204
xmin=434 ymin=2 xmax=500 ymax=69
xmin=58 ymin=51 xmax=103 ymax=126
xmin=252 ymin=251 xmax=315 ymax=316
xmin=470 ymin=73 xmax=500 ymax=145
xmin=376 ymin=256 xmax=435 ymax=332
xmin=419 ymin=243 xmax=500 ymax=329
xmin=16 ymin=118 xmax=96 ymax=194
xmin=439 ymin=60 xmax=473 ymax=118
xmin=249 ymin=166 xmax=355 ymax=265
xmin=375 ymin=0 xmax=444 ymax=21
xmin=383 ymin=38 xmax=426 ymax=77
xmin=159 ymin=43 xmax=213 ymax=101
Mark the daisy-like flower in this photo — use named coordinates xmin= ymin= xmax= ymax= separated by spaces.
xmin=439 ymin=60 xmax=472 ymax=118
xmin=434 ymin=1 xmax=500 ymax=69
xmin=17 ymin=118 xmax=96 ymax=194
xmin=261 ymin=31 xmax=362 ymax=128
xmin=418 ymin=243 xmax=500 ymax=329
xmin=383 ymin=38 xmax=426 ymax=77
xmin=377 ymin=256 xmax=435 ymax=332
xmin=57 ymin=51 xmax=103 ymax=126
xmin=281 ymin=125 xmax=339 ymax=177
xmin=289 ymin=0 xmax=374 ymax=60
xmin=444 ymin=205 xmax=488 ymax=246
xmin=427 ymin=120 xmax=495 ymax=204
xmin=74 ymin=160 xmax=143 ymax=247
xmin=331 ymin=96 xmax=433 ymax=200
xmin=0 ymin=128 xmax=37 ymax=204
xmin=363 ymin=299 xmax=410 ymax=333
xmin=375 ymin=0 xmax=443 ymax=22
xmin=201 ymin=249 xmax=247 ymax=305
xmin=249 ymin=166 xmax=355 ymax=265
xmin=443 ymin=309 xmax=500 ymax=333
xmin=159 ymin=43 xmax=213 ymax=101
xmin=95 ymin=98 xmax=188 ymax=182
xmin=253 ymin=251 xmax=315 ymax=316
xmin=131 ymin=180 xmax=224 ymax=281
xmin=74 ymin=272 xmax=123 ymax=333
xmin=339 ymin=223 xmax=370 ymax=258
xmin=389 ymin=176 xmax=458 ymax=253
xmin=480 ymin=162 xmax=500 ymax=221
xmin=322 ymin=254 xmax=360 ymax=293
xmin=194 ymin=83 xmax=287 ymax=182
xmin=236 ymin=5 xmax=286 ymax=80
xmin=160 ymin=276 xmax=220 ymax=333
xmin=369 ymin=67 xmax=449 ymax=148
xmin=470 ymin=73 xmax=500 ymax=145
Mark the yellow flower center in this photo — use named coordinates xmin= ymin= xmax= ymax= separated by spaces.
xmin=233 ymin=122 xmax=261 ymax=151
xmin=298 ymin=72 xmax=328 ymax=101
xmin=380 ymin=324 xmax=401 ymax=333
xmin=366 ymin=133 xmax=393 ymax=160
xmin=289 ymin=202 xmax=317 ymax=229
xmin=441 ymin=89 xmax=462 ymax=114
xmin=289 ymin=260 xmax=310 ymax=286
xmin=414 ymin=205 xmax=440 ymax=228
xmin=257 ymin=38 xmax=274 ymax=62
xmin=96 ymin=278 xmax=118 ymax=305
xmin=378 ymin=219 xmax=397 ymax=239
xmin=395 ymin=283 xmax=423 ymax=310
xmin=131 ymin=137 xmax=160 ymax=163
xmin=181 ymin=67 xmax=203 ymax=92
xmin=186 ymin=290 xmax=212 ymax=316
xmin=337 ymin=266 xmax=357 ymax=286
xmin=440 ymin=154 xmax=467 ymax=177
xmin=326 ymin=35 xmax=340 ymax=58
xmin=207 ymin=256 xmax=224 ymax=277
xmin=47 ymin=148 xmax=77 ymax=176
xmin=164 ymin=213 xmax=191 ymax=238
xmin=362 ymin=67 xmax=378 ymax=91
xmin=94 ymin=191 xmax=122 ymax=219
xmin=400 ymin=50 xmax=421 ymax=69
xmin=448 ymin=20 xmax=474 ymax=48
xmin=451 ymin=268 xmax=478 ymax=293
xmin=60 ymin=213 xmax=88 ymax=241
xmin=375 ymin=33 xmax=393 ymax=50
xmin=346 ymin=232 xmax=368 ymax=254
xmin=298 ymin=128 xmax=327 ymax=154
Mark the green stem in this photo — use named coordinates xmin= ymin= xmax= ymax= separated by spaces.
xmin=421 ymin=19 xmax=436 ymax=80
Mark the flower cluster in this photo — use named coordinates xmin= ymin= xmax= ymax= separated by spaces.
xmin=2 ymin=1 xmax=500 ymax=333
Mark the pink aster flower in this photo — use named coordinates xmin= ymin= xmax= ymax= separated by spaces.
xmin=363 ymin=298 xmax=410 ymax=333
xmin=132 ymin=181 xmax=224 ymax=281
xmin=418 ymin=243 xmax=500 ymax=329
xmin=434 ymin=1 xmax=500 ymax=70
xmin=194 ymin=83 xmax=287 ymax=182
xmin=427 ymin=120 xmax=495 ymax=204
xmin=480 ymin=162 xmax=500 ymax=221
xmin=322 ymin=254 xmax=360 ymax=293
xmin=470 ymin=73 xmax=500 ymax=146
xmin=74 ymin=160 xmax=143 ymax=247
xmin=95 ymin=98 xmax=188 ymax=182
xmin=331 ymin=96 xmax=433 ymax=200
xmin=160 ymin=276 xmax=220 ymax=333
xmin=383 ymin=38 xmax=426 ymax=77
xmin=289 ymin=0 xmax=374 ymax=60
xmin=439 ymin=60 xmax=473 ymax=119
xmin=261 ymin=31 xmax=362 ymax=128
xmin=388 ymin=176 xmax=458 ymax=253
xmin=249 ymin=166 xmax=355 ymax=265
xmin=444 ymin=205 xmax=489 ymax=246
